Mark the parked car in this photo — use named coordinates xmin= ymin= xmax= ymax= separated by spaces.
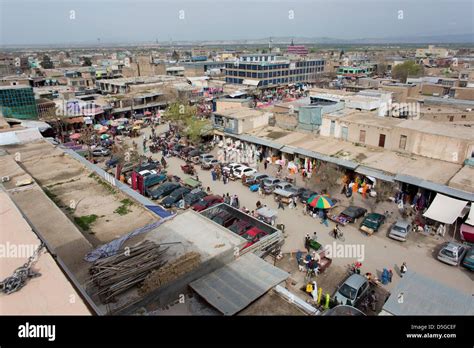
xmin=341 ymin=206 xmax=367 ymax=223
xmin=228 ymin=220 xmax=253 ymax=236
xmin=360 ymin=213 xmax=386 ymax=235
xmin=199 ymin=153 xmax=214 ymax=164
xmin=182 ymin=190 xmax=207 ymax=208
xmin=136 ymin=161 xmax=160 ymax=172
xmin=162 ymin=187 xmax=191 ymax=208
xmin=127 ymin=169 xmax=158 ymax=184
xmin=146 ymin=182 xmax=180 ymax=200
xmin=91 ymin=147 xmax=111 ymax=157
xmin=105 ymin=157 xmax=119 ymax=168
xmin=192 ymin=195 xmax=224 ymax=212
xmin=234 ymin=166 xmax=257 ymax=179
xmin=461 ymin=247 xmax=474 ymax=271
xmin=144 ymin=173 xmax=167 ymax=188
xmin=223 ymin=162 xmax=243 ymax=174
xmin=334 ymin=274 xmax=370 ymax=307
xmin=242 ymin=227 xmax=268 ymax=249
xmin=211 ymin=211 xmax=237 ymax=227
xmin=388 ymin=220 xmax=411 ymax=242
xmin=243 ymin=173 xmax=269 ymax=186
xmin=300 ymin=189 xmax=318 ymax=203
xmin=437 ymin=242 xmax=468 ymax=266
xmin=201 ymin=158 xmax=220 ymax=170
xmin=262 ymin=177 xmax=281 ymax=193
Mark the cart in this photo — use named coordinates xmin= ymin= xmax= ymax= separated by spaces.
xmin=181 ymin=164 xmax=195 ymax=175
xmin=256 ymin=207 xmax=277 ymax=226
xmin=183 ymin=177 xmax=201 ymax=189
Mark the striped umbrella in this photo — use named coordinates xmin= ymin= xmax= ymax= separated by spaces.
xmin=307 ymin=194 xmax=334 ymax=209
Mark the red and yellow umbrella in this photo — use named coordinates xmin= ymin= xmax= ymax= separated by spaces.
xmin=307 ymin=194 xmax=334 ymax=209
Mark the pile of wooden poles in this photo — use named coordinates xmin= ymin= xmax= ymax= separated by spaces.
xmin=89 ymin=240 xmax=168 ymax=303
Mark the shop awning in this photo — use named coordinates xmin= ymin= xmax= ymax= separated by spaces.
xmin=466 ymin=205 xmax=474 ymax=226
xmin=64 ymin=117 xmax=84 ymax=124
xmin=423 ymin=193 xmax=468 ymax=224
xmin=294 ymin=148 xmax=358 ymax=170
xmin=355 ymin=166 xmax=395 ymax=183
xmin=281 ymin=145 xmax=297 ymax=155
xmin=395 ymin=174 xmax=474 ymax=202
xmin=236 ymin=134 xmax=284 ymax=150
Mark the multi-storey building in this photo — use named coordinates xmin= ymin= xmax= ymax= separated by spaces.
xmin=224 ymin=54 xmax=324 ymax=88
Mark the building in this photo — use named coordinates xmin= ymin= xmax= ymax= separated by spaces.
xmin=287 ymin=41 xmax=309 ymax=56
xmin=0 ymin=86 xmax=38 ymax=120
xmin=212 ymin=108 xmax=270 ymax=135
xmin=415 ymin=45 xmax=450 ymax=59
xmin=224 ymin=54 xmax=325 ymax=88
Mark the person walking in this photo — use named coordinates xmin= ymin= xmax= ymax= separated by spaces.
xmin=224 ymin=193 xmax=230 ymax=205
xmin=311 ymin=281 xmax=318 ymax=301
xmin=304 ymin=233 xmax=311 ymax=253
xmin=277 ymin=196 xmax=285 ymax=210
xmin=264 ymin=159 xmax=268 ymax=170
xmin=400 ymin=262 xmax=408 ymax=278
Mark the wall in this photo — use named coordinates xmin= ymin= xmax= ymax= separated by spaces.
xmin=454 ymin=88 xmax=474 ymax=101
xmin=215 ymin=99 xmax=249 ymax=113
xmin=421 ymin=84 xmax=448 ymax=96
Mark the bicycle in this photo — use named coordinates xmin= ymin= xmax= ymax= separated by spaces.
xmin=332 ymin=227 xmax=345 ymax=242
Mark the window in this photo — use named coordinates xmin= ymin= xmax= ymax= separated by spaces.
xmin=341 ymin=126 xmax=348 ymax=140
xmin=359 ymin=130 xmax=366 ymax=143
xmin=378 ymin=134 xmax=386 ymax=148
xmin=399 ymin=135 xmax=407 ymax=150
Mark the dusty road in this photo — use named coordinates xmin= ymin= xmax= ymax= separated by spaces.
xmin=123 ymin=125 xmax=474 ymax=295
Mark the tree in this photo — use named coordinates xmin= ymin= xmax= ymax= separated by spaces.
xmin=392 ymin=61 xmax=424 ymax=83
xmin=376 ymin=62 xmax=388 ymax=76
xmin=41 ymin=55 xmax=54 ymax=69
xmin=164 ymin=101 xmax=196 ymax=130
xmin=171 ymin=50 xmax=180 ymax=61
xmin=82 ymin=57 xmax=92 ymax=66
xmin=185 ymin=117 xmax=211 ymax=144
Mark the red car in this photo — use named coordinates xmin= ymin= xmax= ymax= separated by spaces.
xmin=192 ymin=195 xmax=224 ymax=212
xmin=242 ymin=227 xmax=268 ymax=249
xmin=228 ymin=220 xmax=253 ymax=236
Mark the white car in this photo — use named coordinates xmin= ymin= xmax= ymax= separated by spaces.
xmin=234 ymin=166 xmax=257 ymax=179
xmin=223 ymin=163 xmax=243 ymax=174
xmin=199 ymin=154 xmax=214 ymax=164
xmin=437 ymin=242 xmax=468 ymax=266
xmin=127 ymin=169 xmax=157 ymax=184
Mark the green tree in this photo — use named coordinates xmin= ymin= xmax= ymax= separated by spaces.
xmin=171 ymin=50 xmax=180 ymax=61
xmin=41 ymin=55 xmax=54 ymax=69
xmin=185 ymin=117 xmax=211 ymax=144
xmin=82 ymin=57 xmax=92 ymax=66
xmin=164 ymin=101 xmax=195 ymax=130
xmin=392 ymin=61 xmax=424 ymax=83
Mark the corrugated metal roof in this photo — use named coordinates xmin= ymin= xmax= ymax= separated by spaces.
xmin=382 ymin=271 xmax=474 ymax=315
xmin=395 ymin=174 xmax=474 ymax=202
xmin=190 ymin=253 xmax=289 ymax=315
xmin=237 ymin=134 xmax=284 ymax=150
xmin=281 ymin=145 xmax=297 ymax=154
xmin=294 ymin=148 xmax=358 ymax=170
xmin=355 ymin=166 xmax=395 ymax=183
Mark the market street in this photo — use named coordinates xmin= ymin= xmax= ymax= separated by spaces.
xmin=123 ymin=125 xmax=474 ymax=295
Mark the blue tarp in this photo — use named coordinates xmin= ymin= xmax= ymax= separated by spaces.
xmin=146 ymin=205 xmax=174 ymax=218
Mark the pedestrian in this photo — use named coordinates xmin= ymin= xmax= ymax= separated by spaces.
xmin=258 ymin=185 xmax=263 ymax=197
xmin=388 ymin=269 xmax=393 ymax=283
xmin=206 ymin=186 xmax=211 ymax=194
xmin=277 ymin=196 xmax=285 ymax=210
xmin=264 ymin=159 xmax=268 ymax=170
xmin=311 ymin=281 xmax=318 ymax=301
xmin=304 ymin=233 xmax=311 ymax=253
xmin=211 ymin=168 xmax=216 ymax=181
xmin=234 ymin=195 xmax=240 ymax=208
xmin=224 ymin=193 xmax=230 ymax=205
xmin=400 ymin=262 xmax=407 ymax=277
xmin=369 ymin=290 xmax=377 ymax=311
xmin=311 ymin=232 xmax=318 ymax=243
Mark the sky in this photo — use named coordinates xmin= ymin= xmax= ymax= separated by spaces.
xmin=0 ymin=0 xmax=473 ymax=45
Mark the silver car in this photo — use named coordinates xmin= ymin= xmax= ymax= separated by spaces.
xmin=437 ymin=242 xmax=468 ymax=266
xmin=388 ymin=220 xmax=411 ymax=242
xmin=334 ymin=274 xmax=370 ymax=307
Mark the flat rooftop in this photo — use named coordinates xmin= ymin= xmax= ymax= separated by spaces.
xmin=215 ymin=108 xmax=267 ymax=119
xmin=144 ymin=210 xmax=245 ymax=262
xmin=0 ymin=190 xmax=91 ymax=315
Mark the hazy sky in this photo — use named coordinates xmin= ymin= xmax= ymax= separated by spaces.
xmin=0 ymin=0 xmax=473 ymax=45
